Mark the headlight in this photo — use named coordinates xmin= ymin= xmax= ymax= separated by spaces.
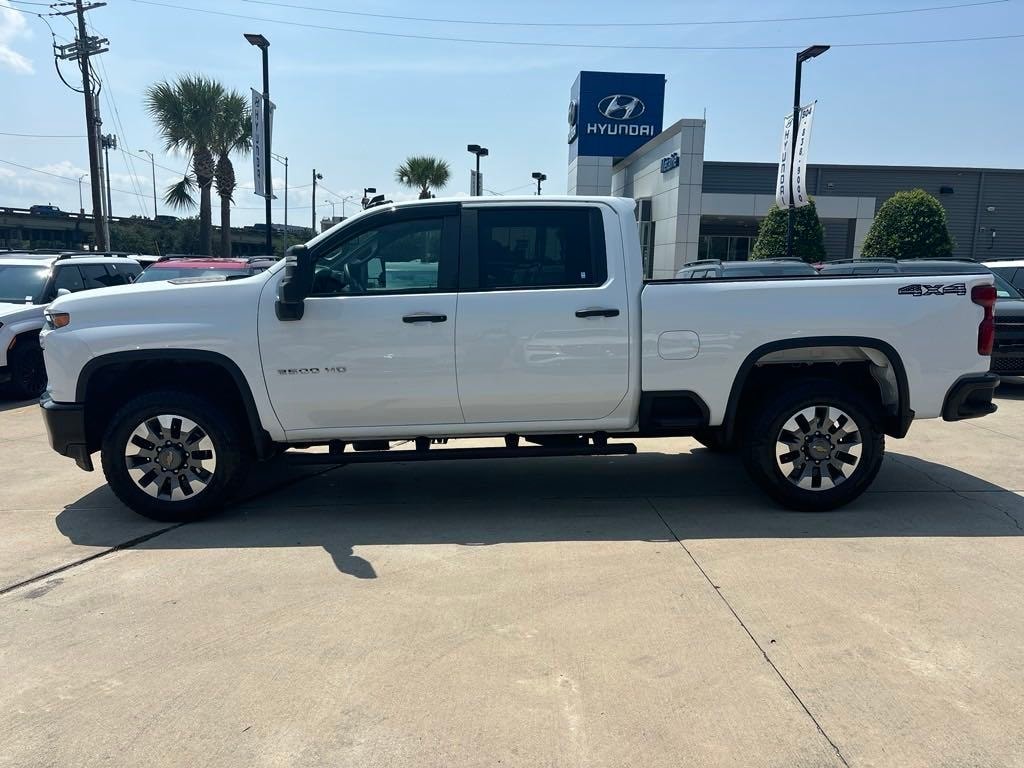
xmin=43 ymin=310 xmax=70 ymax=329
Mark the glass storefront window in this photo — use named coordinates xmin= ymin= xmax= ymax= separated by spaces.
xmin=698 ymin=235 xmax=754 ymax=261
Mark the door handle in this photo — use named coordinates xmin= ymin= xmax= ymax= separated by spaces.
xmin=402 ymin=313 xmax=448 ymax=323
xmin=575 ymin=308 xmax=620 ymax=318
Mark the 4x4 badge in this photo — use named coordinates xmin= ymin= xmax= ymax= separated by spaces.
xmin=898 ymin=283 xmax=967 ymax=297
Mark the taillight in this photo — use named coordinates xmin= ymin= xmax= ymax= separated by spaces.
xmin=972 ymin=284 xmax=996 ymax=356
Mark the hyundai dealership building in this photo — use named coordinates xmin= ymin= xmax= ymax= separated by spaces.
xmin=567 ymin=71 xmax=1024 ymax=278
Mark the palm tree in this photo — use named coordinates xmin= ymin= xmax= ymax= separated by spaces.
xmin=212 ymin=90 xmax=251 ymax=257
xmin=395 ymin=156 xmax=451 ymax=199
xmin=145 ymin=75 xmax=225 ymax=255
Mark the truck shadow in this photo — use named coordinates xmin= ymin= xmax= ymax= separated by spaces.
xmin=995 ymin=377 xmax=1024 ymax=400
xmin=55 ymin=449 xmax=1024 ymax=580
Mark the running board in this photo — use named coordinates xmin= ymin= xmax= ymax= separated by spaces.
xmin=282 ymin=442 xmax=638 ymax=466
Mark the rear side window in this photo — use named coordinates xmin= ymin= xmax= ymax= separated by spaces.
xmin=106 ymin=262 xmax=142 ymax=285
xmin=80 ymin=263 xmax=116 ymax=289
xmin=476 ymin=207 xmax=606 ymax=290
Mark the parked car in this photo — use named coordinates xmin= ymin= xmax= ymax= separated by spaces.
xmin=134 ymin=256 xmax=276 ymax=284
xmin=0 ymin=252 xmax=141 ymax=398
xmin=675 ymin=258 xmax=818 ymax=279
xmin=40 ymin=196 xmax=998 ymax=520
xmin=986 ymin=270 xmax=1024 ymax=376
xmin=816 ymin=257 xmax=901 ymax=276
xmin=983 ymin=259 xmax=1024 ymax=294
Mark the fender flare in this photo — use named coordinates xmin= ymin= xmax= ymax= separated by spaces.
xmin=721 ymin=336 xmax=912 ymax=442
xmin=76 ymin=349 xmax=273 ymax=457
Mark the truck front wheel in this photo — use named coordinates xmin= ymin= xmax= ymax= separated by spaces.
xmin=101 ymin=390 xmax=246 ymax=522
xmin=742 ymin=381 xmax=884 ymax=512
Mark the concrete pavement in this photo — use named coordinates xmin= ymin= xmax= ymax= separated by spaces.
xmin=2 ymin=384 xmax=1024 ymax=767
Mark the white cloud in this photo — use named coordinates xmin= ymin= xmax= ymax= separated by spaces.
xmin=0 ymin=1 xmax=34 ymax=75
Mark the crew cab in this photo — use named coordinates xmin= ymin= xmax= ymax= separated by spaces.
xmin=1 ymin=252 xmax=141 ymax=398
xmin=38 ymin=197 xmax=999 ymax=521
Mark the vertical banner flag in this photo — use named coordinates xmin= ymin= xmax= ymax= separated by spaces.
xmin=469 ymin=169 xmax=481 ymax=197
xmin=251 ymin=88 xmax=276 ymax=199
xmin=775 ymin=112 xmax=794 ymax=209
xmin=791 ymin=101 xmax=816 ymax=208
xmin=775 ymin=102 xmax=817 ymax=209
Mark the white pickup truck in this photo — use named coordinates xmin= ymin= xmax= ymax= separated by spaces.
xmin=39 ymin=196 xmax=999 ymax=521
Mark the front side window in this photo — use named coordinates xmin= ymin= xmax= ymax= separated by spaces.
xmin=312 ymin=217 xmax=444 ymax=296
xmin=476 ymin=207 xmax=605 ymax=290
xmin=52 ymin=265 xmax=85 ymax=293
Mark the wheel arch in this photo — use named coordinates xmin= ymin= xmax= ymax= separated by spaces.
xmin=76 ymin=349 xmax=274 ymax=458
xmin=722 ymin=336 xmax=912 ymax=443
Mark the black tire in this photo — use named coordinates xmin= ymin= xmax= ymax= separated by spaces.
xmin=8 ymin=336 xmax=47 ymax=400
xmin=693 ymin=428 xmax=731 ymax=453
xmin=741 ymin=379 xmax=884 ymax=512
xmin=101 ymin=390 xmax=247 ymax=522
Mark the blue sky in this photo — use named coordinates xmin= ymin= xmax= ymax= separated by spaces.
xmin=1 ymin=0 xmax=1022 ymax=226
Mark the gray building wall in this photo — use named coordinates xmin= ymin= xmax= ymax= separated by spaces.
xmin=703 ymin=162 xmax=1024 ymax=260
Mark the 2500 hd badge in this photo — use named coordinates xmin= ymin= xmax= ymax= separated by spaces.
xmin=277 ymin=367 xmax=346 ymax=375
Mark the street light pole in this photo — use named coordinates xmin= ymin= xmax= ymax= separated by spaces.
xmin=467 ymin=144 xmax=489 ymax=196
xmin=245 ymin=33 xmax=273 ymax=255
xmin=137 ymin=149 xmax=157 ymax=219
xmin=786 ymin=44 xmax=829 ymax=260
xmin=77 ymin=174 xmax=87 ymax=214
xmin=532 ymin=171 xmax=547 ymax=196
xmin=272 ymin=152 xmax=288 ymax=248
xmin=312 ymin=169 xmax=323 ymax=231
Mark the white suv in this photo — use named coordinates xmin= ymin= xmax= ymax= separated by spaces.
xmin=0 ymin=252 xmax=141 ymax=398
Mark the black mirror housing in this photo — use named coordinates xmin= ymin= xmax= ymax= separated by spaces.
xmin=276 ymin=244 xmax=314 ymax=321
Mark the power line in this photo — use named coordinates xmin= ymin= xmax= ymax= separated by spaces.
xmin=129 ymin=0 xmax=1024 ymax=50
xmin=242 ymin=0 xmax=1009 ymax=28
xmin=0 ymin=131 xmax=86 ymax=138
xmin=0 ymin=156 xmax=143 ymax=197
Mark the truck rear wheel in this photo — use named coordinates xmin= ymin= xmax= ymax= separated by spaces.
xmin=101 ymin=390 xmax=246 ymax=522
xmin=741 ymin=380 xmax=884 ymax=511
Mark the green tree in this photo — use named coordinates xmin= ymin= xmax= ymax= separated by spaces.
xmin=212 ymin=90 xmax=251 ymax=258
xmin=751 ymin=199 xmax=826 ymax=263
xmin=395 ymin=156 xmax=451 ymax=199
xmin=109 ymin=220 xmax=161 ymax=253
xmin=860 ymin=189 xmax=954 ymax=260
xmin=145 ymin=75 xmax=225 ymax=255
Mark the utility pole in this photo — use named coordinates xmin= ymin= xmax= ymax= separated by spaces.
xmin=101 ymin=133 xmax=116 ymax=222
xmin=312 ymin=169 xmax=322 ymax=232
xmin=55 ymin=1 xmax=109 ymax=250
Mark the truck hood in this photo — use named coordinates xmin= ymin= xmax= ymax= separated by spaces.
xmin=48 ymin=271 xmax=272 ymax=331
xmin=0 ymin=301 xmax=42 ymax=324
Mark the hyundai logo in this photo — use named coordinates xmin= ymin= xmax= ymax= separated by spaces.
xmin=597 ymin=94 xmax=645 ymax=120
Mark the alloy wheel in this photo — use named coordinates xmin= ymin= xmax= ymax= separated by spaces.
xmin=775 ymin=405 xmax=863 ymax=491
xmin=124 ymin=414 xmax=218 ymax=501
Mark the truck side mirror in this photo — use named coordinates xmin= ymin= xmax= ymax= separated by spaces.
xmin=276 ymin=244 xmax=314 ymax=321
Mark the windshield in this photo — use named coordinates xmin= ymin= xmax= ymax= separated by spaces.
xmin=136 ymin=267 xmax=244 ymax=283
xmin=0 ymin=264 xmax=50 ymax=303
xmin=990 ymin=271 xmax=1022 ymax=299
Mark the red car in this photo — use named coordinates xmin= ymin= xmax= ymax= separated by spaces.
xmin=135 ymin=256 xmax=276 ymax=284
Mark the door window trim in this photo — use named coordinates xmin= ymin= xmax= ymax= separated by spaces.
xmin=307 ymin=203 xmax=461 ymax=296
xmin=459 ymin=205 xmax=608 ymax=292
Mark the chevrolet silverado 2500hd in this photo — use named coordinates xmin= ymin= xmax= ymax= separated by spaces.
xmin=38 ymin=197 xmax=999 ymax=520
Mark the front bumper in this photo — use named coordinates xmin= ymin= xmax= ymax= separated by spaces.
xmin=942 ymin=372 xmax=999 ymax=422
xmin=40 ymin=394 xmax=93 ymax=471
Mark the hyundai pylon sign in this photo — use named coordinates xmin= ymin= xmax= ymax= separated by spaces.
xmin=569 ymin=71 xmax=666 ymax=160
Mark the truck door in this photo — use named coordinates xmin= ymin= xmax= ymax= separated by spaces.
xmin=455 ymin=204 xmax=630 ymax=423
xmin=258 ymin=205 xmax=463 ymax=432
